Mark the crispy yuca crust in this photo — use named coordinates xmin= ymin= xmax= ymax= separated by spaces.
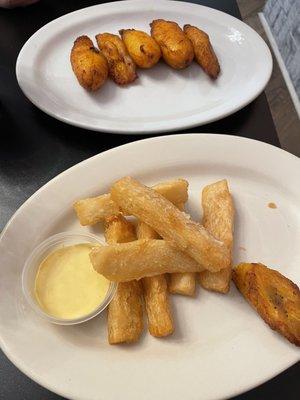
xmin=110 ymin=176 xmax=230 ymax=272
xmin=168 ymin=202 xmax=196 ymax=296
xmin=233 ymin=263 xmax=300 ymax=346
xmin=105 ymin=215 xmax=144 ymax=344
xmin=198 ymin=180 xmax=234 ymax=293
xmin=137 ymin=221 xmax=174 ymax=337
xmin=73 ymin=179 xmax=188 ymax=226
xmin=74 ymin=194 xmax=120 ymax=226
xmin=169 ymin=272 xmax=196 ymax=296
xmin=90 ymin=239 xmax=205 ymax=282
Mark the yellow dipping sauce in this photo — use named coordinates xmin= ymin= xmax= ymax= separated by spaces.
xmin=34 ymin=243 xmax=110 ymax=319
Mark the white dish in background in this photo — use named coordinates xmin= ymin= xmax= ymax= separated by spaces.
xmin=0 ymin=134 xmax=299 ymax=400
xmin=16 ymin=0 xmax=272 ymax=134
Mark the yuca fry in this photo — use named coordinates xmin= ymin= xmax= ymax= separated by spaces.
xmin=183 ymin=24 xmax=220 ymax=79
xmin=74 ymin=194 xmax=120 ymax=226
xmin=233 ymin=263 xmax=300 ymax=346
xmin=90 ymin=239 xmax=205 ymax=282
xmin=110 ymin=177 xmax=230 ymax=271
xmin=95 ymin=33 xmax=137 ymax=85
xmin=142 ymin=275 xmax=174 ymax=337
xmin=169 ymin=201 xmax=196 ymax=296
xmin=169 ymin=272 xmax=196 ymax=296
xmin=150 ymin=19 xmax=194 ymax=69
xmin=119 ymin=29 xmax=161 ymax=69
xmin=137 ymin=221 xmax=174 ymax=337
xmin=198 ymin=180 xmax=234 ymax=293
xmin=105 ymin=214 xmax=136 ymax=244
xmin=73 ymin=178 xmax=188 ymax=226
xmin=105 ymin=215 xmax=144 ymax=344
xmin=70 ymin=35 xmax=108 ymax=91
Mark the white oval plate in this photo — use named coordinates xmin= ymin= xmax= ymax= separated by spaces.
xmin=16 ymin=0 xmax=272 ymax=134
xmin=0 ymin=134 xmax=299 ymax=400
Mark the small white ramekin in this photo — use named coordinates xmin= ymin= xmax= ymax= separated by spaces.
xmin=22 ymin=232 xmax=116 ymax=325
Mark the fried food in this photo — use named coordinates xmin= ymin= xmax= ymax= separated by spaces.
xmin=152 ymin=179 xmax=188 ymax=204
xmin=137 ymin=221 xmax=174 ymax=337
xmin=107 ymin=280 xmax=144 ymax=344
xmin=73 ymin=194 xmax=120 ymax=226
xmin=150 ymin=19 xmax=194 ymax=69
xmin=119 ymin=29 xmax=161 ymax=69
xmin=168 ymin=202 xmax=196 ymax=296
xmin=105 ymin=214 xmax=136 ymax=244
xmin=142 ymin=275 xmax=174 ymax=337
xmin=90 ymin=239 xmax=205 ymax=282
xmin=233 ymin=263 xmax=300 ymax=346
xmin=95 ymin=33 xmax=137 ymax=85
xmin=183 ymin=24 xmax=220 ymax=79
xmin=105 ymin=215 xmax=144 ymax=344
xmin=73 ymin=178 xmax=188 ymax=226
xmin=110 ymin=176 xmax=230 ymax=271
xmin=198 ymin=180 xmax=234 ymax=293
xmin=169 ymin=272 xmax=196 ymax=296
xmin=70 ymin=35 xmax=108 ymax=91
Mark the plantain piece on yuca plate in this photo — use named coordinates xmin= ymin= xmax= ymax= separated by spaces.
xmin=233 ymin=262 xmax=300 ymax=346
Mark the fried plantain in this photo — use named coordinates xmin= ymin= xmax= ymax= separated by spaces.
xmin=150 ymin=19 xmax=194 ymax=69
xmin=183 ymin=24 xmax=220 ymax=79
xmin=95 ymin=33 xmax=137 ymax=85
xmin=70 ymin=35 xmax=109 ymax=91
xmin=233 ymin=263 xmax=300 ymax=346
xmin=119 ymin=29 xmax=161 ymax=69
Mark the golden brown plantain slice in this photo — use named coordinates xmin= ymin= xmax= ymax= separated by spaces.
xmin=95 ymin=33 xmax=137 ymax=85
xmin=70 ymin=35 xmax=108 ymax=91
xmin=119 ymin=29 xmax=161 ymax=69
xmin=183 ymin=24 xmax=220 ymax=79
xmin=150 ymin=19 xmax=194 ymax=69
xmin=233 ymin=263 xmax=300 ymax=346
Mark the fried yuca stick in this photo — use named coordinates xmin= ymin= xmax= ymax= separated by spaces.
xmin=198 ymin=180 xmax=234 ymax=293
xmin=169 ymin=272 xmax=196 ymax=296
xmin=74 ymin=194 xmax=120 ymax=226
xmin=136 ymin=222 xmax=174 ymax=337
xmin=105 ymin=215 xmax=143 ymax=344
xmin=169 ymin=202 xmax=196 ymax=296
xmin=90 ymin=239 xmax=205 ymax=282
xmin=73 ymin=178 xmax=188 ymax=226
xmin=110 ymin=177 xmax=230 ymax=272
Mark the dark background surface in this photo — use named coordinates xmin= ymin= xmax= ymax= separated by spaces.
xmin=0 ymin=0 xmax=298 ymax=399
